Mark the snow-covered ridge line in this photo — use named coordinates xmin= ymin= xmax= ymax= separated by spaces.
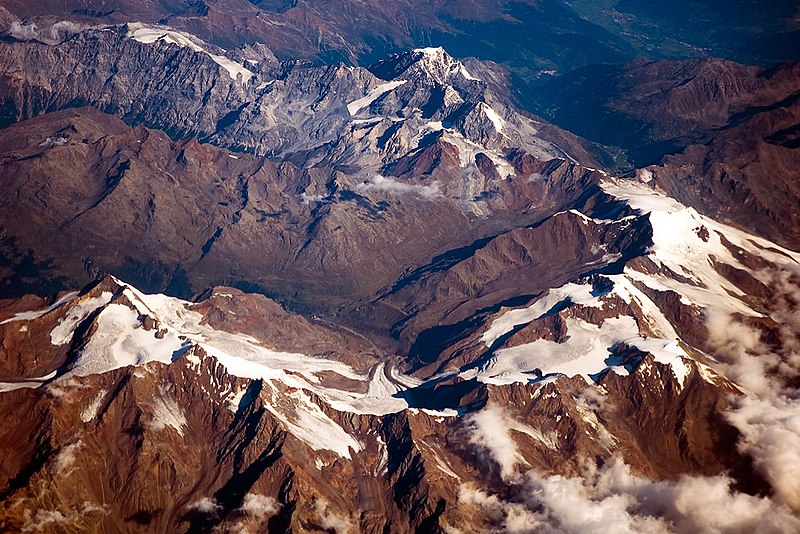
xmin=0 ymin=291 xmax=79 ymax=324
xmin=481 ymin=282 xmax=601 ymax=346
xmin=413 ymin=47 xmax=479 ymax=81
xmin=127 ymin=23 xmax=254 ymax=85
xmin=0 ymin=276 xmax=420 ymax=455
xmin=476 ymin=179 xmax=800 ymax=389
xmin=0 ymin=370 xmax=57 ymax=393
xmin=479 ymin=102 xmax=505 ymax=133
xmin=601 ymin=179 xmax=800 ymax=263
xmin=470 ymin=274 xmax=691 ymax=388
xmin=601 ymin=179 xmax=800 ymax=314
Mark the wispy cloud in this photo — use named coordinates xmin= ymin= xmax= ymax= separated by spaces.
xmin=356 ymin=175 xmax=441 ymax=199
xmin=8 ymin=21 xmax=83 ymax=44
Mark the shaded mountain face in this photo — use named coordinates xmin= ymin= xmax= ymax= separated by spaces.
xmin=1 ymin=0 xmax=798 ymax=92
xmin=0 ymin=3 xmax=799 ymax=534
xmin=0 ymin=24 xmax=601 ymax=310
xmin=534 ymin=59 xmax=800 ymax=164
xmin=1 ymin=178 xmax=800 ymax=532
xmin=534 ymin=59 xmax=800 ymax=250
xmin=563 ymin=0 xmax=800 ymax=66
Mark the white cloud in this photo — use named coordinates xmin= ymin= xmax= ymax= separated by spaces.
xmin=187 ymin=497 xmax=220 ymax=515
xmin=313 ymin=500 xmax=352 ymax=533
xmin=356 ymin=175 xmax=441 ymax=199
xmin=8 ymin=21 xmax=83 ymax=44
xmin=458 ymin=484 xmax=542 ymax=532
xmin=300 ymin=191 xmax=326 ymax=204
xmin=702 ymin=266 xmax=800 ymax=512
xmin=466 ymin=405 xmax=525 ymax=480
xmin=238 ymin=493 xmax=279 ymax=519
xmin=460 ymin=458 xmax=800 ymax=534
xmin=53 ymin=440 xmax=83 ymax=476
xmin=704 ymin=308 xmax=775 ymax=394
xmin=21 ymin=503 xmax=105 ymax=532
xmin=217 ymin=493 xmax=280 ymax=534
xmin=526 ymin=172 xmax=547 ymax=183
xmin=726 ymin=395 xmax=800 ymax=512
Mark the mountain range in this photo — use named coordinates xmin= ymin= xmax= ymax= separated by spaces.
xmin=0 ymin=2 xmax=799 ymax=533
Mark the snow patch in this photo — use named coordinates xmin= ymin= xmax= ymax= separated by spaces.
xmin=327 ymin=363 xmax=408 ymax=415
xmin=50 ymin=292 xmax=114 ymax=345
xmin=460 ymin=65 xmax=480 ymax=81
xmin=1 ymin=292 xmax=79 ymax=324
xmin=601 ymin=179 xmax=800 ymax=317
xmin=347 ymin=80 xmax=406 ymax=116
xmin=481 ymin=282 xmax=602 ymax=346
xmin=480 ymin=103 xmax=505 ymax=133
xmin=127 ymin=23 xmax=253 ymax=85
xmin=264 ymin=388 xmax=362 ymax=458
xmin=474 ymin=314 xmax=690 ymax=386
xmin=80 ymin=390 xmax=106 ymax=422
xmin=472 ymin=275 xmax=692 ymax=387
xmin=69 ymin=303 xmax=185 ymax=377
xmin=0 ymin=371 xmax=58 ymax=393
xmin=413 ymin=47 xmax=479 ymax=82
xmin=148 ymin=391 xmax=187 ymax=436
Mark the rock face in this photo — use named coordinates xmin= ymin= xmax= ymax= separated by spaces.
xmin=0 ymin=104 xmax=596 ymax=309
xmin=535 ymin=58 xmax=800 ymax=250
xmin=535 ymin=58 xmax=800 ymax=162
xmin=2 ymin=177 xmax=800 ymax=532
xmin=0 ymin=24 xmax=601 ymax=310
xmin=0 ymin=24 xmax=588 ymax=165
xmin=0 ymin=6 xmax=800 ymax=534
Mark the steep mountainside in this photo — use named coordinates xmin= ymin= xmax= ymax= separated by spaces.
xmin=0 ymin=3 xmax=799 ymax=534
xmin=2 ymin=0 xmax=797 ymax=81
xmin=0 ymin=24 xmax=601 ymax=311
xmin=2 ymin=178 xmax=800 ymax=532
xmin=535 ymin=58 xmax=800 ymax=250
xmin=0 ymin=23 xmax=591 ymax=164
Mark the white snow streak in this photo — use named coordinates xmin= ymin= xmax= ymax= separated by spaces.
xmin=347 ymin=80 xmax=407 ymax=115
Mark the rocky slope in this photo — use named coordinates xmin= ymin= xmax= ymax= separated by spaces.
xmin=0 ymin=103 xmax=602 ymax=310
xmin=0 ymin=22 xmax=592 ymax=165
xmin=0 ymin=4 xmax=799 ymax=534
xmin=535 ymin=58 xmax=800 ymax=250
xmin=1 ymin=177 xmax=800 ymax=532
xmin=0 ymin=22 xmax=604 ymax=312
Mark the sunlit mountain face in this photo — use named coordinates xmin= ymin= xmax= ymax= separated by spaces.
xmin=0 ymin=2 xmax=798 ymax=533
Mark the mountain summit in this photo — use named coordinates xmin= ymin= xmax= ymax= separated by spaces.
xmin=0 ymin=2 xmax=799 ymax=533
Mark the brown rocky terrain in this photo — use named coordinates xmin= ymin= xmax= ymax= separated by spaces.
xmin=1 ymin=172 xmax=799 ymax=532
xmin=0 ymin=105 xmax=601 ymax=316
xmin=646 ymin=66 xmax=800 ymax=251
xmin=536 ymin=58 xmax=800 ymax=250
xmin=0 ymin=2 xmax=799 ymax=533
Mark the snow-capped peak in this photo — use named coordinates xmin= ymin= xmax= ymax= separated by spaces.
xmin=409 ymin=46 xmax=481 ymax=83
xmin=127 ymin=22 xmax=254 ymax=85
